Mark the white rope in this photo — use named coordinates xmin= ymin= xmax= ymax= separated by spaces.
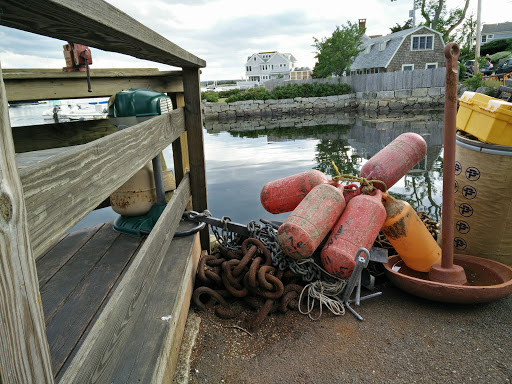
xmin=298 ymin=279 xmax=347 ymax=320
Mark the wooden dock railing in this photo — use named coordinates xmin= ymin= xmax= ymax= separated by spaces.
xmin=0 ymin=0 xmax=207 ymax=382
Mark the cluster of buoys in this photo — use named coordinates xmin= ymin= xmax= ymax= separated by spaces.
xmin=260 ymin=132 xmax=442 ymax=278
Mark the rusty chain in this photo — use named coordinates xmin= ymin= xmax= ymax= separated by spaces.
xmin=195 ymin=211 xmax=439 ymax=327
xmin=193 ymin=238 xmax=305 ymax=330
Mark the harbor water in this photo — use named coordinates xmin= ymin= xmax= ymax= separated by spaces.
xmin=8 ymin=103 xmax=444 ymax=231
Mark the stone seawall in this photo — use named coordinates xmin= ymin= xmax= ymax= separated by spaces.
xmin=203 ymin=87 xmax=445 ymax=122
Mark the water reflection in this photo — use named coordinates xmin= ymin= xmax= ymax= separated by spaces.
xmin=204 ymin=111 xmax=444 ymax=225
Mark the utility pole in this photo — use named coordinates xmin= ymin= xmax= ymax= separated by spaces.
xmin=412 ymin=0 xmax=416 ymax=27
xmin=474 ymin=0 xmax=482 ymax=74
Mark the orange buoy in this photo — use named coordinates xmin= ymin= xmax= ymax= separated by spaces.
xmin=277 ymin=183 xmax=346 ymax=259
xmin=360 ymin=132 xmax=427 ymax=191
xmin=260 ymin=170 xmax=329 ymax=214
xmin=381 ymin=193 xmax=441 ymax=272
xmin=321 ymin=189 xmax=386 ymax=278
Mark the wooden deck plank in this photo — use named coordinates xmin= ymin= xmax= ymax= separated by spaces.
xmin=36 ymin=223 xmax=103 ymax=288
xmin=45 ymin=232 xmax=143 ymax=375
xmin=58 ymin=174 xmax=191 ymax=383
xmin=109 ymin=224 xmax=200 ymax=382
xmin=40 ymin=223 xmax=120 ymax=323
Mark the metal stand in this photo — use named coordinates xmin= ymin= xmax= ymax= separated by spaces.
xmin=151 ymin=155 xmax=167 ymax=206
xmin=340 ymin=248 xmax=382 ymax=321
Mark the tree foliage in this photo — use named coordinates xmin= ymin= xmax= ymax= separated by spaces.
xmin=417 ymin=0 xmax=470 ymax=41
xmin=312 ymin=21 xmax=365 ymax=78
xmin=390 ymin=19 xmax=413 ymax=33
xmin=391 ymin=0 xmax=470 ymax=43
xmin=452 ymin=13 xmax=476 ymax=60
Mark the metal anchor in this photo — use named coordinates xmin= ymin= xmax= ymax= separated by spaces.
xmin=340 ymin=248 xmax=382 ymax=321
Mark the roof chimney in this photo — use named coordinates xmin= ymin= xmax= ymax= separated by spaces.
xmin=358 ymin=19 xmax=367 ymax=31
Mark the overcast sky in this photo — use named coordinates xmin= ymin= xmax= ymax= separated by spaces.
xmin=0 ymin=0 xmax=511 ymax=80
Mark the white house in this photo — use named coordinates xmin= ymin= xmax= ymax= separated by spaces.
xmin=481 ymin=22 xmax=512 ymax=44
xmin=245 ymin=51 xmax=297 ymax=82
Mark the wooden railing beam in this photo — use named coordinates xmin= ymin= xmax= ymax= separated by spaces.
xmin=0 ymin=0 xmax=205 ymax=68
xmin=18 ymin=108 xmax=186 ymax=259
xmin=0 ymin=66 xmax=54 ymax=383
xmin=4 ymin=69 xmax=184 ymax=102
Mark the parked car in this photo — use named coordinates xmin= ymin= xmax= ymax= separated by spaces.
xmin=464 ymin=60 xmax=475 ymax=73
xmin=495 ymin=57 xmax=512 ymax=75
xmin=464 ymin=59 xmax=494 ymax=76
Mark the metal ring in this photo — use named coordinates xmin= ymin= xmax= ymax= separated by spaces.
xmin=174 ymin=222 xmax=206 ymax=237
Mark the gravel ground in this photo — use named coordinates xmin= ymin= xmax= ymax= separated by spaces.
xmin=179 ymin=280 xmax=512 ymax=384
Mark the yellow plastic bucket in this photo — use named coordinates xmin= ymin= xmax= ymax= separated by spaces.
xmin=453 ymin=133 xmax=512 ymax=266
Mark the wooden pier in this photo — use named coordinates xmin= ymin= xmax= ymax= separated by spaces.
xmin=0 ymin=1 xmax=208 ymax=382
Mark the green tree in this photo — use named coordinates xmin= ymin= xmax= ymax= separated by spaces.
xmin=391 ymin=0 xmax=470 ymax=42
xmin=453 ymin=13 xmax=476 ymax=60
xmin=417 ymin=0 xmax=469 ymax=42
xmin=312 ymin=21 xmax=365 ymax=78
xmin=390 ymin=19 xmax=413 ymax=33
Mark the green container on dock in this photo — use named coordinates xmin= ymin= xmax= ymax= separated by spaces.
xmin=108 ymin=88 xmax=173 ymax=129
xmin=108 ymin=88 xmax=173 ymax=237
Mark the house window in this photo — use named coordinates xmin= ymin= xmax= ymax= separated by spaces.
xmin=402 ymin=64 xmax=414 ymax=71
xmin=365 ymin=45 xmax=372 ymax=54
xmin=482 ymin=34 xmax=494 ymax=43
xmin=425 ymin=62 xmax=437 ymax=69
xmin=379 ymin=41 xmax=387 ymax=51
xmin=411 ymin=35 xmax=434 ymax=50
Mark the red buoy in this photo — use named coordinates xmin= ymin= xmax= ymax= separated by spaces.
xmin=320 ymin=189 xmax=386 ymax=278
xmin=342 ymin=183 xmax=360 ymax=204
xmin=277 ymin=183 xmax=346 ymax=259
xmin=360 ymin=132 xmax=427 ymax=191
xmin=260 ymin=170 xmax=329 ymax=214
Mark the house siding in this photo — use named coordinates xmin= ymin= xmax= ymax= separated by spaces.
xmin=387 ymin=28 xmax=445 ymax=72
xmin=245 ymin=52 xmax=296 ymax=82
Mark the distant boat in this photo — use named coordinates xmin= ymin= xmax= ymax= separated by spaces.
xmin=42 ymin=101 xmax=108 ymax=121
xmin=9 ymin=101 xmax=43 ymax=107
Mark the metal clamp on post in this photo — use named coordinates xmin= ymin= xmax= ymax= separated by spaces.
xmin=340 ymin=248 xmax=382 ymax=321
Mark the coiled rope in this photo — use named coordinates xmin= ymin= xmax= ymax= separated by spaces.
xmin=331 ymin=161 xmax=387 ymax=194
xmin=298 ymin=279 xmax=347 ymax=320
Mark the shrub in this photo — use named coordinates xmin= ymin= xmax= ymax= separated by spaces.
xmin=201 ymin=91 xmax=219 ymax=102
xmin=463 ymin=73 xmax=484 ymax=91
xmin=481 ymin=39 xmax=512 ymax=56
xmin=458 ymin=62 xmax=467 ymax=81
xmin=218 ymin=88 xmax=243 ymax=98
xmin=225 ymin=81 xmax=352 ymax=103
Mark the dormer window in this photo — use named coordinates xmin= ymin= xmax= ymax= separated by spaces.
xmin=379 ymin=41 xmax=388 ymax=51
xmin=365 ymin=44 xmax=373 ymax=54
xmin=411 ymin=35 xmax=434 ymax=50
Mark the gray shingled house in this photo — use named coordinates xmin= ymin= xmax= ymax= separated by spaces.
xmin=481 ymin=22 xmax=512 ymax=44
xmin=349 ymin=26 xmax=445 ymax=75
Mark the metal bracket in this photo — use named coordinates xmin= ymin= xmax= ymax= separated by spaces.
xmin=340 ymin=248 xmax=382 ymax=321
xmin=182 ymin=211 xmax=388 ymax=263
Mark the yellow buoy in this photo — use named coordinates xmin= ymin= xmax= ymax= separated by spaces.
xmin=110 ymin=162 xmax=175 ymax=216
xmin=381 ymin=193 xmax=441 ymax=272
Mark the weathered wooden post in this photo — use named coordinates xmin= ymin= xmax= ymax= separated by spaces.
xmin=0 ymin=65 xmax=54 ymax=382
xmin=182 ymin=68 xmax=209 ymax=251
